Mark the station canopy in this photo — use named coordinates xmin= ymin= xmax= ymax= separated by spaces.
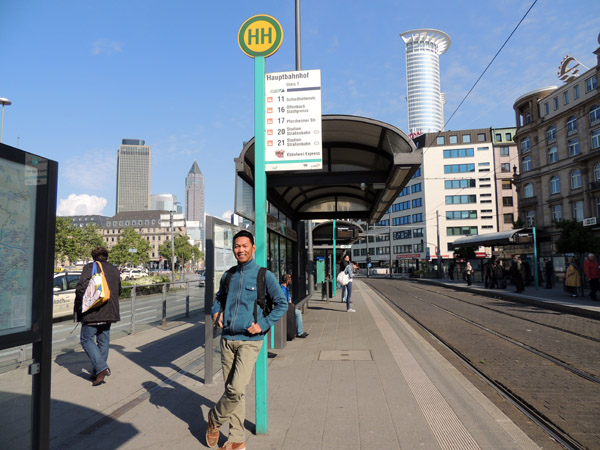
xmin=235 ymin=115 xmax=421 ymax=224
xmin=312 ymin=220 xmax=364 ymax=246
xmin=449 ymin=228 xmax=547 ymax=249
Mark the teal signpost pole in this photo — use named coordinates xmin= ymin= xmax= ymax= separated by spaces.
xmin=533 ymin=227 xmax=539 ymax=290
xmin=333 ymin=219 xmax=336 ymax=297
xmin=238 ymin=14 xmax=284 ymax=435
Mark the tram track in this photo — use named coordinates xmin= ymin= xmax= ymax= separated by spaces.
xmin=364 ymin=278 xmax=600 ymax=450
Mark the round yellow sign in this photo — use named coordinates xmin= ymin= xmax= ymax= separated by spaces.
xmin=238 ymin=14 xmax=283 ymax=58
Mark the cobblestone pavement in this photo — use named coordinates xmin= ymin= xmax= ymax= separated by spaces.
xmin=364 ymin=278 xmax=600 ymax=450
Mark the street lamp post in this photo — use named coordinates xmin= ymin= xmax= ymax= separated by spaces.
xmin=0 ymin=98 xmax=12 ymax=144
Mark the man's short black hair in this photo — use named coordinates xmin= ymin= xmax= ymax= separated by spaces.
xmin=233 ymin=229 xmax=254 ymax=245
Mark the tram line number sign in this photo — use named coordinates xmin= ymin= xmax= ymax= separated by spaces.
xmin=264 ymin=69 xmax=322 ymax=172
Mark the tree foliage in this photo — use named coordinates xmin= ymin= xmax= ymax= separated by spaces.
xmin=54 ymin=217 xmax=104 ymax=266
xmin=109 ymin=228 xmax=152 ymax=266
xmin=554 ymin=219 xmax=600 ymax=256
xmin=159 ymin=234 xmax=199 ymax=270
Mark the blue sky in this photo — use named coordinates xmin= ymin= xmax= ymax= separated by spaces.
xmin=1 ymin=1 xmax=599 ymax=219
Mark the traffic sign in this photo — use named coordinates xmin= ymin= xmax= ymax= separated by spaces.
xmin=238 ymin=15 xmax=283 ymax=58
xmin=128 ymin=248 xmax=137 ymax=253
xmin=264 ymin=69 xmax=322 ymax=171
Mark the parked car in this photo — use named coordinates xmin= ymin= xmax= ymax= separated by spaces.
xmin=53 ymin=270 xmax=82 ymax=319
xmin=198 ymin=270 xmax=205 ymax=287
xmin=121 ymin=268 xmax=148 ymax=280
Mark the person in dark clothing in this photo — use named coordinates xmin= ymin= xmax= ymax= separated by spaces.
xmin=448 ymin=261 xmax=455 ymax=281
xmin=521 ymin=255 xmax=532 ymax=286
xmin=510 ymin=255 xmax=526 ymax=293
xmin=494 ymin=261 xmax=506 ymax=289
xmin=74 ymin=246 xmax=122 ymax=386
xmin=544 ymin=259 xmax=554 ymax=289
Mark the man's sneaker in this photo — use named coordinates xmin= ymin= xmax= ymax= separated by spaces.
xmin=206 ymin=410 xmax=220 ymax=448
xmin=347 ymin=308 xmax=356 ymax=312
xmin=297 ymin=332 xmax=309 ymax=338
xmin=219 ymin=442 xmax=246 ymax=450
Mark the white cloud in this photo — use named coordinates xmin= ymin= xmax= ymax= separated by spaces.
xmin=91 ymin=39 xmax=123 ymax=56
xmin=221 ymin=210 xmax=233 ymax=220
xmin=57 ymin=194 xmax=107 ymax=216
xmin=63 ymin=150 xmax=116 ymax=191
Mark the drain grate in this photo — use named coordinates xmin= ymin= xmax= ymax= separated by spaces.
xmin=318 ymin=350 xmax=373 ymax=361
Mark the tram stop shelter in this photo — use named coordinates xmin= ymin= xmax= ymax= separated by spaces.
xmin=233 ymin=114 xmax=420 ymax=310
xmin=448 ymin=227 xmax=548 ymax=257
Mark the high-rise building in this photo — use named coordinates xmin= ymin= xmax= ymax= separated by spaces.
xmin=400 ymin=29 xmax=451 ymax=135
xmin=185 ymin=160 xmax=205 ymax=224
xmin=116 ymin=139 xmax=151 ymax=213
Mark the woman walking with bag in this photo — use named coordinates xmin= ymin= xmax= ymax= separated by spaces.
xmin=344 ymin=261 xmax=356 ymax=312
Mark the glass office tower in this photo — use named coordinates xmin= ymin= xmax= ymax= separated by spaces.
xmin=400 ymin=29 xmax=451 ymax=135
xmin=116 ymin=139 xmax=151 ymax=213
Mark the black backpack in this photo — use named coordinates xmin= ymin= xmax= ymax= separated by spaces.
xmin=222 ymin=266 xmax=273 ymax=323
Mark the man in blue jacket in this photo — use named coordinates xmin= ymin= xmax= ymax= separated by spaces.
xmin=206 ymin=230 xmax=287 ymax=450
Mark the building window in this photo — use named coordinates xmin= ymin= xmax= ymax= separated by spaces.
xmin=444 ymin=163 xmax=475 ymax=173
xmin=446 ymin=210 xmax=477 ymax=220
xmin=567 ymin=116 xmax=577 ymax=135
xmin=462 ymin=134 xmax=471 ymax=143
xmin=526 ymin=210 xmax=535 ymax=226
xmin=445 ymin=195 xmax=477 ymax=204
xmin=571 ymin=170 xmax=582 ymax=189
xmin=564 ymin=91 xmax=569 ymax=105
xmin=544 ymin=102 xmax=549 ymax=115
xmin=524 ymin=183 xmax=534 ymax=198
xmin=548 ymin=146 xmax=558 ymax=164
xmin=597 ymin=198 xmax=600 ymax=218
xmin=436 ymin=136 xmax=445 ymax=145
xmin=501 ymin=163 xmax=511 ymax=172
xmin=520 ymin=137 xmax=531 ymax=153
xmin=586 ymin=75 xmax=597 ymax=93
xmin=495 ymin=133 xmax=502 ymax=142
xmin=505 ymin=132 xmax=512 ymax=141
xmin=550 ymin=175 xmax=561 ymax=194
xmin=568 ymin=138 xmax=579 ymax=157
xmin=590 ymin=105 xmax=600 ymax=126
xmin=573 ymin=201 xmax=584 ymax=222
xmin=477 ymin=146 xmax=488 ymax=151
xmin=553 ymin=97 xmax=559 ymax=110
xmin=411 ymin=183 xmax=422 ymax=193
xmin=445 ymin=179 xmax=476 ymax=189
xmin=547 ymin=125 xmax=557 ymax=143
xmin=574 ymin=84 xmax=580 ymax=99
xmin=502 ymin=196 xmax=513 ymax=206
xmin=412 ymin=167 xmax=421 ymax=178
xmin=412 ymin=213 xmax=423 ymax=222
xmin=552 ymin=205 xmax=563 ymax=222
xmin=449 ymin=135 xmax=458 ymax=144
xmin=443 ymin=148 xmax=474 ymax=158
xmin=503 ymin=213 xmax=514 ymax=224
xmin=477 ymin=133 xmax=486 ymax=142
xmin=447 ymin=226 xmax=478 ymax=236
xmin=592 ymin=129 xmax=600 ymax=150
xmin=412 ymin=198 xmax=422 ymax=208
xmin=502 ymin=180 xmax=512 ymax=190
xmin=522 ymin=156 xmax=532 ymax=172
xmin=595 ymin=163 xmax=600 ymax=182
xmin=500 ymin=146 xmax=510 ymax=156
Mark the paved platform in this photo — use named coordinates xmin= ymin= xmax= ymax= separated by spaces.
xmin=44 ymin=278 xmax=591 ymax=449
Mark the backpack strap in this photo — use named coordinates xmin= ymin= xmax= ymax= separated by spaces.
xmin=254 ymin=267 xmax=268 ymax=324
xmin=221 ymin=266 xmax=237 ymax=313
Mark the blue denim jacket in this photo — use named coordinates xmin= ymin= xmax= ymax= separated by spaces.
xmin=211 ymin=259 xmax=287 ymax=341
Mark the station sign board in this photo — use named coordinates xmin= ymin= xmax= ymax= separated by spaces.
xmin=264 ymin=69 xmax=322 ymax=171
xmin=583 ymin=217 xmax=597 ymax=226
xmin=160 ymin=213 xmax=185 ymax=228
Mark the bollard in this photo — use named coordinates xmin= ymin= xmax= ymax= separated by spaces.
xmin=161 ymin=283 xmax=167 ymax=326
xmin=186 ymin=281 xmax=190 ymax=318
xmin=131 ymin=287 xmax=136 ymax=334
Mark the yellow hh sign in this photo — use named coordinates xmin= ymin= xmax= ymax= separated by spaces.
xmin=238 ymin=14 xmax=283 ymax=58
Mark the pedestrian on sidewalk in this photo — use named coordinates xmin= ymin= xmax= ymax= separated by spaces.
xmin=565 ymin=257 xmax=581 ymax=297
xmin=583 ymin=253 xmax=600 ymax=301
xmin=544 ymin=258 xmax=554 ymax=289
xmin=464 ymin=262 xmax=473 ymax=286
xmin=509 ymin=255 xmax=525 ymax=293
xmin=74 ymin=246 xmax=121 ymax=386
xmin=448 ymin=261 xmax=455 ymax=281
xmin=280 ymin=273 xmax=308 ymax=338
xmin=344 ymin=261 xmax=357 ymax=312
xmin=339 ymin=253 xmax=350 ymax=304
xmin=207 ymin=230 xmax=287 ymax=450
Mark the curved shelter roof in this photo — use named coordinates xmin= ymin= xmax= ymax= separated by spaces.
xmin=449 ymin=228 xmax=548 ymax=249
xmin=235 ymin=115 xmax=420 ymax=224
xmin=312 ymin=220 xmax=364 ymax=246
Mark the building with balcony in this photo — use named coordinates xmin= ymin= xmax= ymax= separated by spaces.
xmin=512 ymin=38 xmax=600 ymax=255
